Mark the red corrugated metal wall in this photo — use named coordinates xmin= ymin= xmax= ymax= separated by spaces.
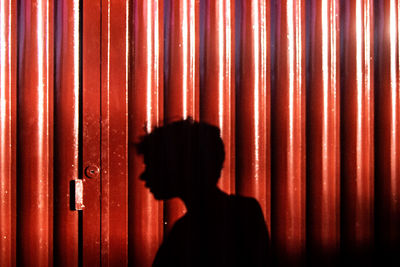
xmin=1 ymin=0 xmax=400 ymax=266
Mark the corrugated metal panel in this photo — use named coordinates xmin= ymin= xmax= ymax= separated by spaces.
xmin=306 ymin=0 xmax=340 ymax=263
xmin=2 ymin=0 xmax=400 ymax=266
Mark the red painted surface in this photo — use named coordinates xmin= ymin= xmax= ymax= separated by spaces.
xmin=0 ymin=0 xmax=16 ymax=266
xmin=271 ymin=0 xmax=306 ymax=263
xmin=17 ymin=0 xmax=54 ymax=266
xmin=236 ymin=0 xmax=270 ymax=232
xmin=129 ymin=1 xmax=164 ymax=266
xmin=341 ymin=0 xmax=374 ymax=255
xmin=307 ymin=0 xmax=340 ymax=260
xmin=164 ymin=0 xmax=200 ymax=234
xmin=54 ymin=0 xmax=80 ymax=266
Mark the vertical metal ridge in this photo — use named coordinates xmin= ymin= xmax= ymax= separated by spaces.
xmin=236 ymin=0 xmax=270 ymax=231
xmin=165 ymin=0 xmax=199 ymax=122
xmin=375 ymin=0 xmax=400 ymax=254
xmin=201 ymin=0 xmax=235 ymax=195
xmin=53 ymin=0 xmax=80 ymax=266
xmin=103 ymin=0 xmax=129 ymax=265
xmin=100 ymin=0 xmax=111 ymax=265
xmin=271 ymin=0 xmax=306 ymax=263
xmin=164 ymin=0 xmax=200 ymax=234
xmin=129 ymin=0 xmax=164 ymax=266
xmin=306 ymin=0 xmax=340 ymax=261
xmin=82 ymin=0 xmax=101 ymax=265
xmin=17 ymin=0 xmax=54 ymax=266
xmin=340 ymin=0 xmax=374 ymax=257
xmin=0 ymin=0 xmax=16 ymax=266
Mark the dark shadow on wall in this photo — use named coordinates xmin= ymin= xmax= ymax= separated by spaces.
xmin=136 ymin=119 xmax=269 ymax=267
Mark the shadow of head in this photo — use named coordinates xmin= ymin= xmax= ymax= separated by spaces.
xmin=136 ymin=119 xmax=225 ymax=200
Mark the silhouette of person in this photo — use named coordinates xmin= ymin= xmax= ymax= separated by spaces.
xmin=136 ymin=119 xmax=269 ymax=266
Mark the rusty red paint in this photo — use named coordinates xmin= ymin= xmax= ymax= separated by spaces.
xmin=236 ymin=0 xmax=270 ymax=232
xmin=375 ymin=0 xmax=400 ymax=254
xmin=164 ymin=0 xmax=200 ymax=234
xmin=17 ymin=0 xmax=54 ymax=266
xmin=201 ymin=0 xmax=235 ymax=195
xmin=129 ymin=0 xmax=164 ymax=266
xmin=53 ymin=0 xmax=80 ymax=266
xmin=82 ymin=0 xmax=101 ymax=265
xmin=271 ymin=0 xmax=306 ymax=263
xmin=340 ymin=0 xmax=374 ymax=256
xmin=307 ymin=0 xmax=340 ymax=260
xmin=0 ymin=0 xmax=16 ymax=266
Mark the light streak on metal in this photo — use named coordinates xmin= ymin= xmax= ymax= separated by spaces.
xmin=321 ymin=0 xmax=329 ymax=224
xmin=364 ymin=0 xmax=372 ymax=205
xmin=0 ymin=1 xmax=6 ymax=137
xmin=0 ymin=1 xmax=8 ymax=256
xmin=218 ymin=0 xmax=224 ymax=129
xmin=391 ymin=0 xmax=398 ymax=203
xmin=330 ymin=0 xmax=339 ymax=249
xmin=108 ymin=0 xmax=110 ymax=102
xmin=46 ymin=0 xmax=49 ymax=145
xmin=253 ymin=0 xmax=260 ymax=181
xmin=182 ymin=0 xmax=188 ymax=119
xmin=398 ymin=0 xmax=400 ymax=99
xmin=297 ymin=0 xmax=303 ymax=242
xmin=189 ymin=0 xmax=195 ymax=119
xmin=0 ymin=1 xmax=14 ymax=264
xmin=331 ymin=0 xmax=337 ymax=150
xmin=296 ymin=0 xmax=302 ymax=99
xmin=287 ymin=0 xmax=295 ymax=236
xmin=8 ymin=0 xmax=10 ymax=95
xmin=37 ymin=0 xmax=44 ymax=155
xmin=226 ymin=0 xmax=232 ymax=137
xmin=308 ymin=0 xmax=340 ymax=256
xmin=260 ymin=0 xmax=267 ymax=194
xmin=330 ymin=0 xmax=339 ymax=241
xmin=45 ymin=0 xmax=50 ymax=252
xmin=37 ymin=0 xmax=46 ymax=250
xmin=126 ymin=0 xmax=129 ymax=124
xmin=364 ymin=1 xmax=372 ymax=142
xmin=146 ymin=1 xmax=152 ymax=131
xmin=397 ymin=0 xmax=400 ymax=204
xmin=73 ymin=0 xmax=79 ymax=131
xmin=356 ymin=0 xmax=362 ymax=204
xmin=155 ymin=0 xmax=160 ymax=125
